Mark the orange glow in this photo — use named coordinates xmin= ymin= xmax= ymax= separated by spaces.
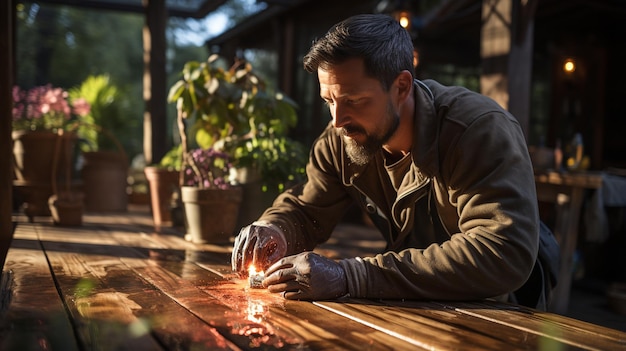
xmin=398 ymin=11 xmax=410 ymax=29
xmin=248 ymin=265 xmax=265 ymax=289
xmin=563 ymin=58 xmax=576 ymax=73
xmin=248 ymin=265 xmax=262 ymax=276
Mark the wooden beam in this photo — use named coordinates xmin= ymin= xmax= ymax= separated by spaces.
xmin=480 ymin=0 xmax=512 ymax=110
xmin=278 ymin=16 xmax=295 ymax=97
xmin=142 ymin=0 xmax=168 ymax=165
xmin=0 ymin=0 xmax=15 ymax=271
xmin=193 ymin=0 xmax=228 ymax=18
xmin=507 ymin=0 xmax=535 ymax=140
xmin=19 ymin=0 xmax=221 ymax=18
xmin=480 ymin=0 xmax=534 ymax=140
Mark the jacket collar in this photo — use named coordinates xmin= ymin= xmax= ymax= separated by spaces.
xmin=411 ymin=79 xmax=439 ymax=178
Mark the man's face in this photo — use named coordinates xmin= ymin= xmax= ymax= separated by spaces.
xmin=318 ymin=58 xmax=399 ymax=165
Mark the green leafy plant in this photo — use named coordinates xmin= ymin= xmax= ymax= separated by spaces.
xmin=158 ymin=144 xmax=183 ymax=171
xmin=167 ymin=54 xmax=307 ymax=192
xmin=68 ymin=74 xmax=137 ymax=155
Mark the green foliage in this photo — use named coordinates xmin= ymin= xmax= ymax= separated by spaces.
xmin=168 ymin=54 xmax=307 ymax=191
xmin=159 ymin=144 xmax=183 ymax=171
xmin=233 ymin=134 xmax=307 ymax=192
xmin=15 ymin=3 xmax=144 ymax=159
xmin=68 ymin=75 xmax=112 ymax=151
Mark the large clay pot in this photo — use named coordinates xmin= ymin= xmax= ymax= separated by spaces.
xmin=181 ymin=186 xmax=242 ymax=244
xmin=82 ymin=151 xmax=128 ymax=212
xmin=12 ymin=130 xmax=77 ymax=219
xmin=144 ymin=166 xmax=179 ymax=230
xmin=13 ymin=131 xmax=65 ymax=182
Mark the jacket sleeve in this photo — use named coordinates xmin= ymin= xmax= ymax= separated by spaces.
xmin=341 ymin=110 xmax=540 ymax=301
xmin=258 ymin=126 xmax=354 ymax=255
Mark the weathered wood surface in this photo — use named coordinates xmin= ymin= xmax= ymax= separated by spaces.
xmin=2 ymin=206 xmax=626 ymax=350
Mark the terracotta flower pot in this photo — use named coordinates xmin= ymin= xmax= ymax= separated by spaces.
xmin=48 ymin=192 xmax=84 ymax=226
xmin=181 ymin=186 xmax=242 ymax=244
xmin=81 ymin=151 xmax=128 ymax=212
xmin=144 ymin=166 xmax=180 ymax=230
xmin=12 ymin=131 xmax=77 ymax=219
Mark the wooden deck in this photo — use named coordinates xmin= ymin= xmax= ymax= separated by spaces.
xmin=2 ymin=206 xmax=626 ymax=350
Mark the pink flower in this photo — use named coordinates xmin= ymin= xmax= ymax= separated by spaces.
xmin=183 ymin=147 xmax=234 ymax=189
xmin=12 ymin=84 xmax=91 ymax=131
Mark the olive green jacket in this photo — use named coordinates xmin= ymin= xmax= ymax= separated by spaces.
xmin=260 ymin=79 xmax=540 ymax=301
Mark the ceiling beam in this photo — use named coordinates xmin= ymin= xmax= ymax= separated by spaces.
xmin=23 ymin=0 xmax=226 ymax=18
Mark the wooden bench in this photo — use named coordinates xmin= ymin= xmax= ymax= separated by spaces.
xmin=2 ymin=206 xmax=625 ymax=350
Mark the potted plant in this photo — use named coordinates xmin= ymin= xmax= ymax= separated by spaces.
xmin=144 ymin=145 xmax=183 ymax=231
xmin=69 ymin=75 xmax=130 ymax=213
xmin=12 ymin=84 xmax=90 ymax=220
xmin=179 ymin=147 xmax=242 ymax=244
xmin=167 ymin=54 xmax=307 ymax=228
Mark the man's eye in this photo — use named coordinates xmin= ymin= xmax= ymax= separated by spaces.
xmin=346 ymin=98 xmax=362 ymax=105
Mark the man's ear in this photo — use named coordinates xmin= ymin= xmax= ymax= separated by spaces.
xmin=394 ymin=70 xmax=413 ymax=102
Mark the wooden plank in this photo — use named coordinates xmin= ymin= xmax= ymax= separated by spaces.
xmin=35 ymin=224 xmax=166 ymax=350
xmin=374 ymin=300 xmax=584 ymax=350
xmin=73 ymin=210 xmax=626 ymax=350
xmin=315 ymin=299 xmax=533 ymax=351
xmin=15 ymin=209 xmax=623 ymax=351
xmin=0 ymin=225 xmax=79 ymax=351
xmin=194 ymin=267 xmax=418 ymax=350
xmin=122 ymin=254 xmax=415 ymax=350
xmin=92 ymin=217 xmax=422 ymax=349
xmin=38 ymin=225 xmax=239 ymax=350
xmin=96 ymin=215 xmax=417 ymax=349
xmin=34 ymin=213 xmax=413 ymax=350
xmin=438 ymin=301 xmax=626 ymax=350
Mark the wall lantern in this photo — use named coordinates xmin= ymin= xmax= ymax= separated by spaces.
xmin=397 ymin=10 xmax=411 ymax=30
xmin=563 ymin=58 xmax=576 ymax=74
xmin=376 ymin=0 xmax=417 ymax=37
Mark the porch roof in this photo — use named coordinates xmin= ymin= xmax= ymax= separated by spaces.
xmin=21 ymin=0 xmax=227 ymax=18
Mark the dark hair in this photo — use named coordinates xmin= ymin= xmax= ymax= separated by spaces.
xmin=303 ymin=14 xmax=414 ymax=91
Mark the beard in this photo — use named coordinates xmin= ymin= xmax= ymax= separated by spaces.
xmin=342 ymin=102 xmax=400 ymax=166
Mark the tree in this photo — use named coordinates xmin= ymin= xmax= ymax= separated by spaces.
xmin=16 ymin=2 xmax=145 ymax=159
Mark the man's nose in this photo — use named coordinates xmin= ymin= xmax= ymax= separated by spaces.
xmin=331 ymin=104 xmax=349 ymax=129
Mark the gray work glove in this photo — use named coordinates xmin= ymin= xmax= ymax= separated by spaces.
xmin=262 ymin=251 xmax=348 ymax=300
xmin=231 ymin=221 xmax=287 ymax=275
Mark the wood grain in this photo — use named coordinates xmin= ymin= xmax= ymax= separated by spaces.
xmin=1 ymin=224 xmax=79 ymax=351
xmin=3 ymin=207 xmax=626 ymax=351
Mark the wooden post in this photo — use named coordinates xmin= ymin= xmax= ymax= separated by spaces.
xmin=481 ymin=0 xmax=536 ymax=140
xmin=278 ymin=17 xmax=295 ymax=97
xmin=142 ymin=0 xmax=168 ymax=165
xmin=480 ymin=0 xmax=511 ymax=110
xmin=0 ymin=0 xmax=15 ymax=271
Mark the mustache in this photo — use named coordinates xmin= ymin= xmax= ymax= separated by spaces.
xmin=340 ymin=124 xmax=366 ymax=136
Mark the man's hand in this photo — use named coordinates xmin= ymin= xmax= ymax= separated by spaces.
xmin=231 ymin=222 xmax=287 ymax=275
xmin=262 ymin=252 xmax=347 ymax=300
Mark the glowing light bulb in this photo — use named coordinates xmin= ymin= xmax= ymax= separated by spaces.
xmin=398 ymin=12 xmax=410 ymax=29
xmin=563 ymin=58 xmax=576 ymax=73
